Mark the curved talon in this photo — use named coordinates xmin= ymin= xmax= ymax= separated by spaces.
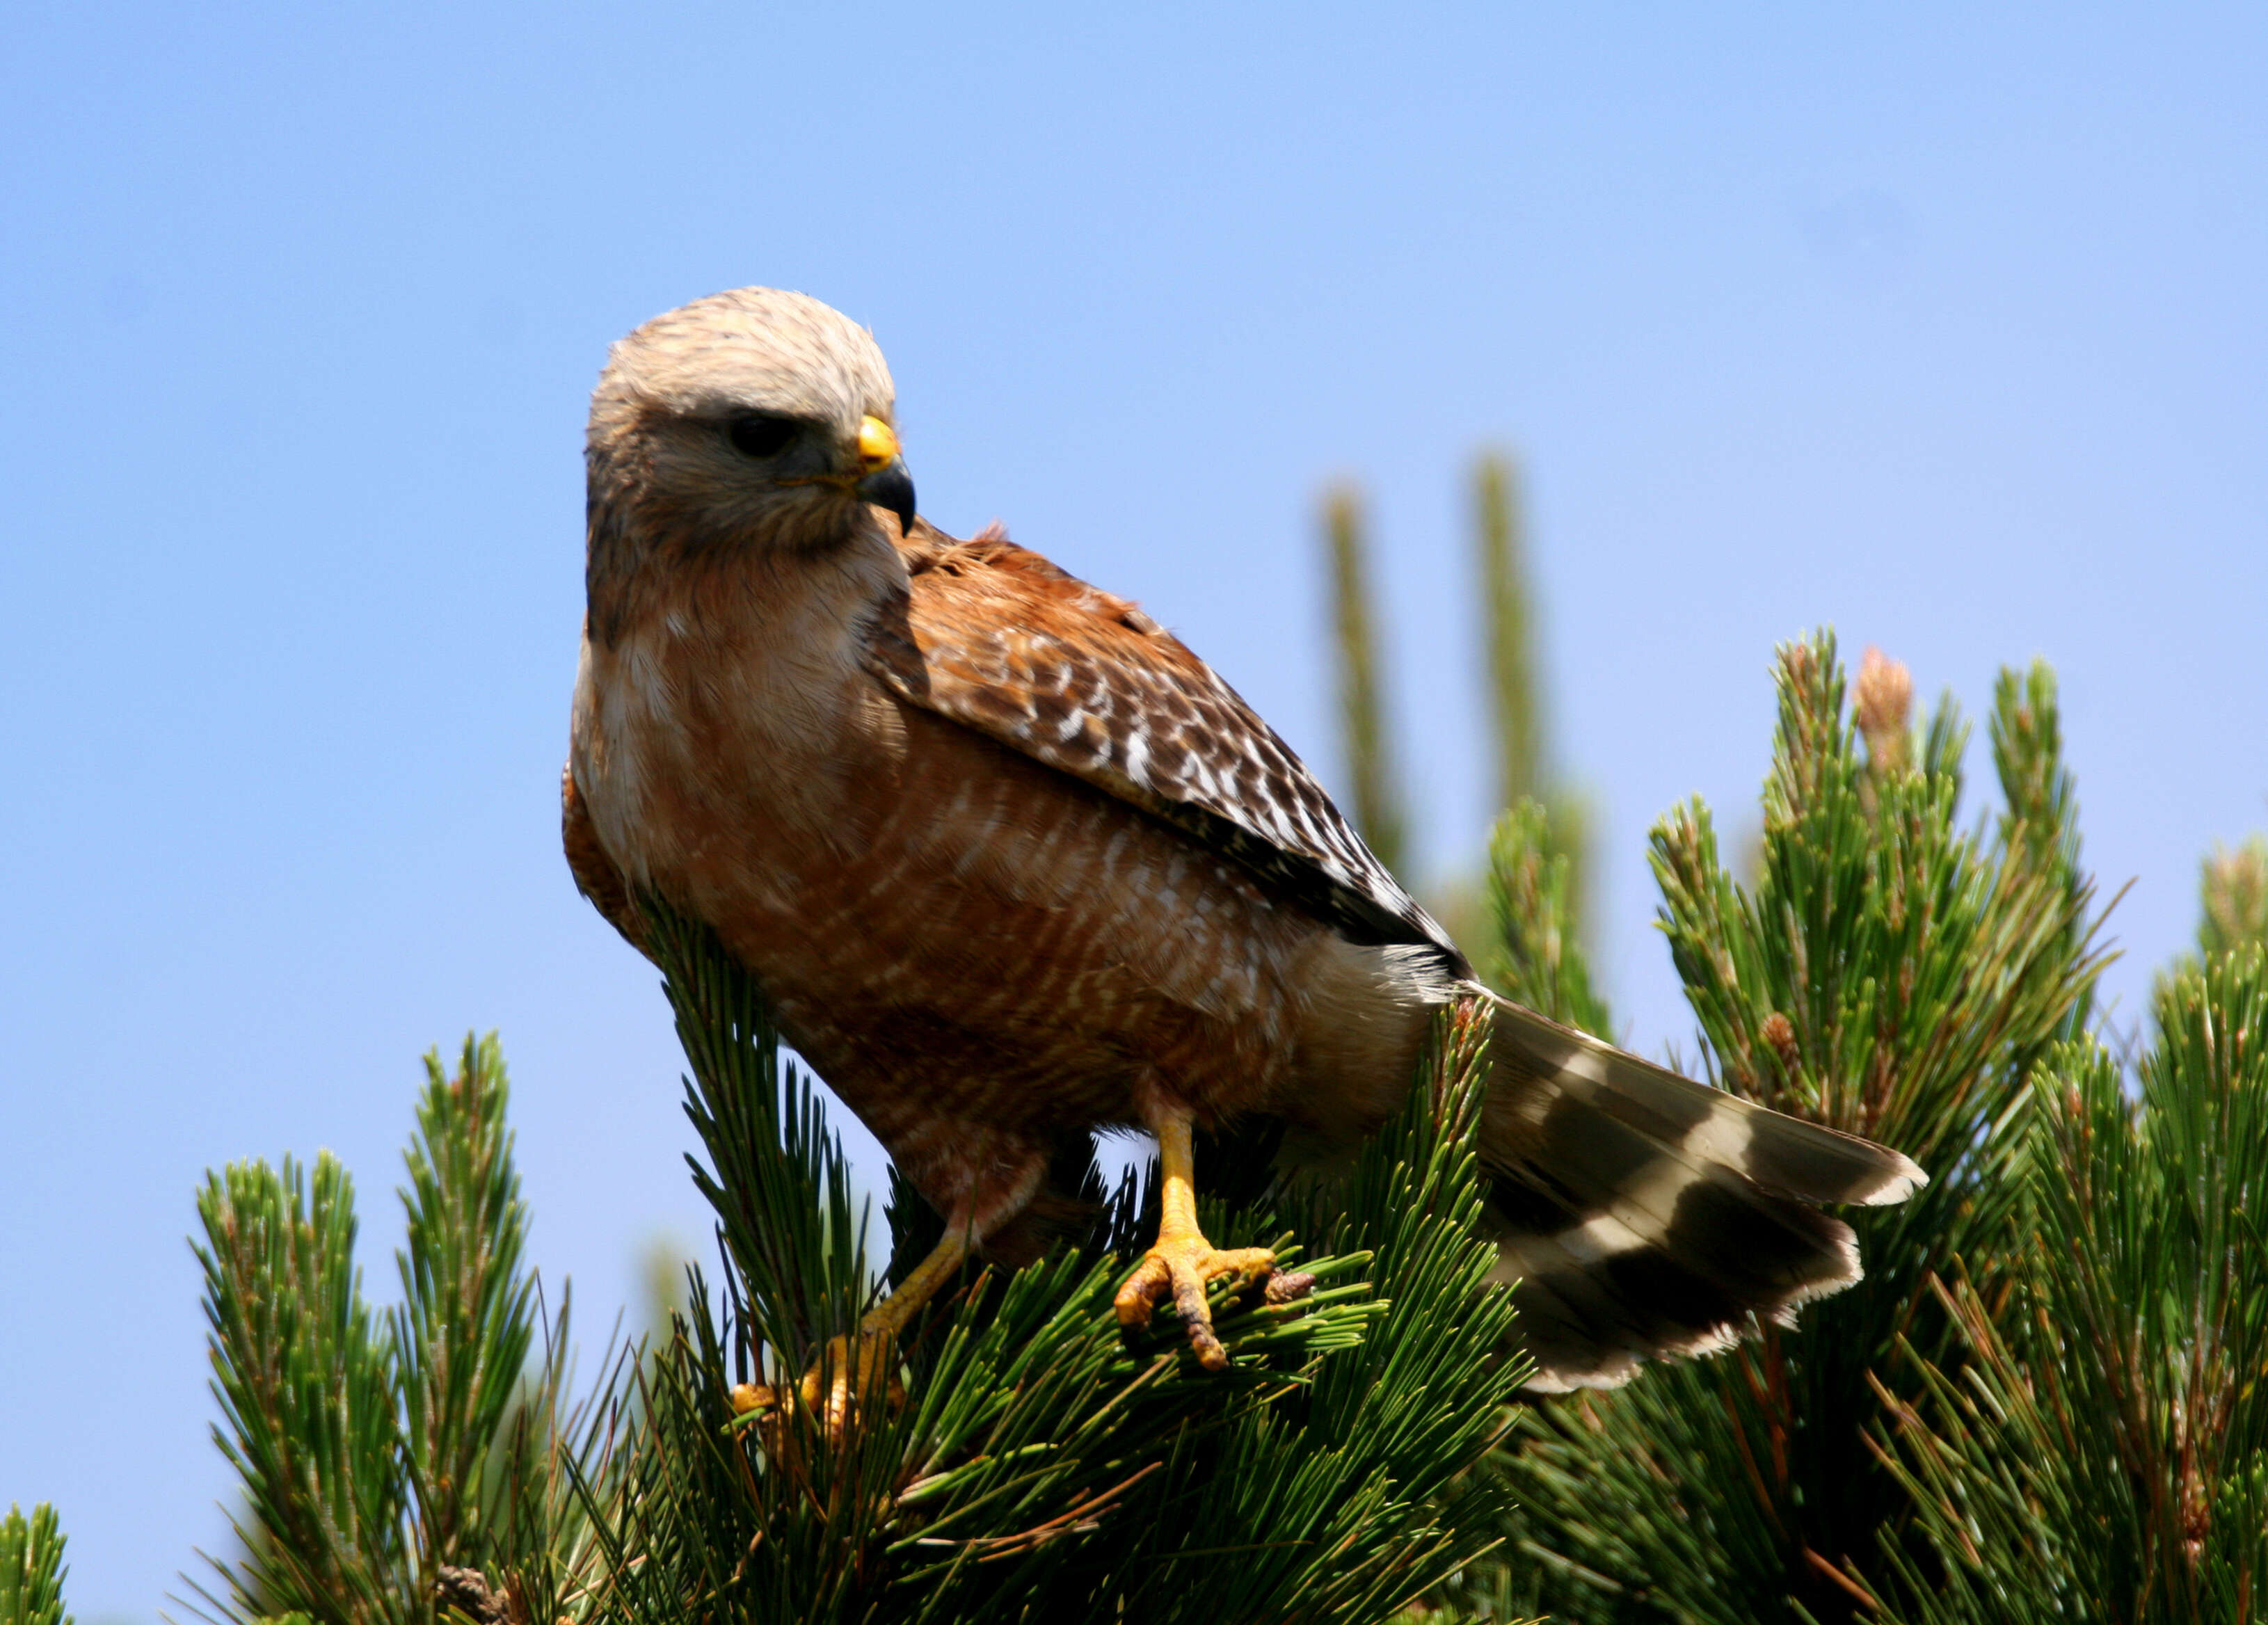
xmin=806 ymin=1331 xmax=907 ymax=1432
xmin=728 ymin=1331 xmax=905 ymax=1440
xmin=1114 ymin=1238 xmax=1278 ymax=1369
xmin=725 ymin=1217 xmax=974 ymax=1441
xmin=1263 ymin=1270 xmax=1316 ymax=1305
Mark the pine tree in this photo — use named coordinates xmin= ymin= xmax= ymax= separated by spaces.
xmin=1474 ymin=636 xmax=2108 ymax=1622
xmin=1307 ymin=450 xmax=2268 ymax=1621
xmin=1309 ymin=448 xmax=2139 ymax=1616
xmin=26 ymin=452 xmax=2246 ymax=1619
xmin=1873 ymin=858 xmax=2268 ymax=1622
xmin=8 ymin=431 xmax=2252 ymax=1620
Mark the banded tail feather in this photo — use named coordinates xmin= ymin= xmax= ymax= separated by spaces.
xmin=1471 ymin=990 xmax=1925 ymax=1392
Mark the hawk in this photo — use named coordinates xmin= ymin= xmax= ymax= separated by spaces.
xmin=564 ymin=287 xmax=1922 ymax=1395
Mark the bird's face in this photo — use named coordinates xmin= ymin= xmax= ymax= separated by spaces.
xmin=588 ymin=287 xmax=916 ymax=556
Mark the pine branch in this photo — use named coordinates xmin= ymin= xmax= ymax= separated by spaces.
xmin=177 ymin=921 xmax=1529 ymax=1622
xmin=192 ymin=1152 xmax=410 ymax=1625
xmin=2199 ymin=836 xmax=2268 ymax=959
xmin=1873 ymin=946 xmax=2268 ymax=1622
xmin=392 ymin=1038 xmax=621 ymax=1624
xmin=1469 ymin=454 xmax=1593 ymax=962
xmin=394 ymin=1036 xmax=539 ymax=1577
xmin=1483 ymin=797 xmax=1611 ymax=1038
xmin=1323 ymin=481 xmax=1410 ymax=879
xmin=189 ymin=1040 xmax=621 ymax=1625
xmin=1 ymin=1505 xmax=72 ymax=1625
xmin=1988 ymin=659 xmax=2082 ymax=897
xmin=1327 ymin=452 xmax=1590 ymax=970
xmin=1474 ymin=452 xmax=1542 ymax=819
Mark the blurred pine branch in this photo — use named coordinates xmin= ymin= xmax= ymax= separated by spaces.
xmin=2153 ymin=832 xmax=2268 ymax=1010
xmin=1323 ymin=482 xmax=1410 ymax=878
xmin=1475 ymin=452 xmax=1543 ymax=819
xmin=1 ymin=1505 xmax=72 ymax=1625
xmin=1484 ymin=797 xmax=1611 ymax=1038
xmin=2198 ymin=835 xmax=2268 ymax=959
xmin=1478 ymin=451 xmax=1551 ymax=824
xmin=1323 ymin=452 xmax=1592 ymax=979
xmin=1474 ymin=453 xmax=1595 ymax=984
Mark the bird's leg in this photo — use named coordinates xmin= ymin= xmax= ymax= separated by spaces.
xmin=1112 ymin=1104 xmax=1280 ymax=1370
xmin=732 ymin=1153 xmax=1046 ymax=1436
xmin=824 ymin=1219 xmax=980 ymax=1427
xmin=729 ymin=1212 xmax=975 ymax=1433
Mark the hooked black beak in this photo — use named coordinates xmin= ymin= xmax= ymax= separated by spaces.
xmin=856 ymin=458 xmax=917 ymax=538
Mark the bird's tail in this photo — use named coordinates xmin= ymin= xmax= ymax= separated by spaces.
xmin=1470 ymin=988 xmax=1924 ymax=1391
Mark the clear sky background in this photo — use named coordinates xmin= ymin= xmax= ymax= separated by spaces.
xmin=3 ymin=5 xmax=2264 ymax=1615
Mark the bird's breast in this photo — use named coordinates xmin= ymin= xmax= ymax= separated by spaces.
xmin=572 ymin=602 xmax=903 ymax=912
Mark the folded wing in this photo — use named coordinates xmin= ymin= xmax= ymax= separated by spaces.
xmin=861 ymin=522 xmax=1464 ymax=965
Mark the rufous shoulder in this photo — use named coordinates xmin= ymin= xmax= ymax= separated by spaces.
xmin=893 ymin=518 xmax=1170 ymax=641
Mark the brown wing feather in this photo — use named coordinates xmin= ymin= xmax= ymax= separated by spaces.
xmin=862 ymin=521 xmax=1465 ymax=968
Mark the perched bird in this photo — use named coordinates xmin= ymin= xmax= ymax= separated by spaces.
xmin=564 ymin=287 xmax=1923 ymax=1394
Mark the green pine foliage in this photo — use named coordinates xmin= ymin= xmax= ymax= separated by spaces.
xmin=1474 ymin=453 xmax=1544 ymax=822
xmin=163 ymin=919 xmax=1542 ymax=1623
xmin=2153 ymin=833 xmax=2268 ymax=1007
xmin=1309 ymin=461 xmax=2268 ymax=1621
xmin=1 ymin=1505 xmax=71 ymax=1625
xmin=189 ymin=1036 xmax=619 ymax=1625
xmin=1874 ymin=945 xmax=2268 ymax=1621
xmin=577 ymin=903 xmax=1532 ymax=1624
xmin=1480 ymin=634 xmax=2109 ymax=1622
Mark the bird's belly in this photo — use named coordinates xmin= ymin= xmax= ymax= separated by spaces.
xmin=587 ymin=688 xmax=1316 ymax=1159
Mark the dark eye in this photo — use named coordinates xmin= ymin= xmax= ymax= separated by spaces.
xmin=727 ymin=413 xmax=799 ymax=458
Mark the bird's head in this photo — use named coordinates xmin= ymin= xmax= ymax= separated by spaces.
xmin=587 ymin=287 xmax=916 ymax=557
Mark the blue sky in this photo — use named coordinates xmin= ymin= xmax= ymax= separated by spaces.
xmin=3 ymin=5 xmax=2264 ymax=1615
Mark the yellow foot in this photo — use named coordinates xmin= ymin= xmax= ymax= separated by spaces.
xmin=1114 ymin=1237 xmax=1285 ymax=1370
xmin=727 ymin=1217 xmax=977 ymax=1440
xmin=730 ymin=1331 xmax=905 ymax=1439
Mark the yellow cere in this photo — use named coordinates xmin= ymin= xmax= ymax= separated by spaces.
xmin=856 ymin=415 xmax=899 ymax=470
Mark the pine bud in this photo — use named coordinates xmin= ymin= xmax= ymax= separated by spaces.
xmin=1853 ymin=646 xmax=1912 ymax=775
xmin=1760 ymin=1011 xmax=1801 ymax=1078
